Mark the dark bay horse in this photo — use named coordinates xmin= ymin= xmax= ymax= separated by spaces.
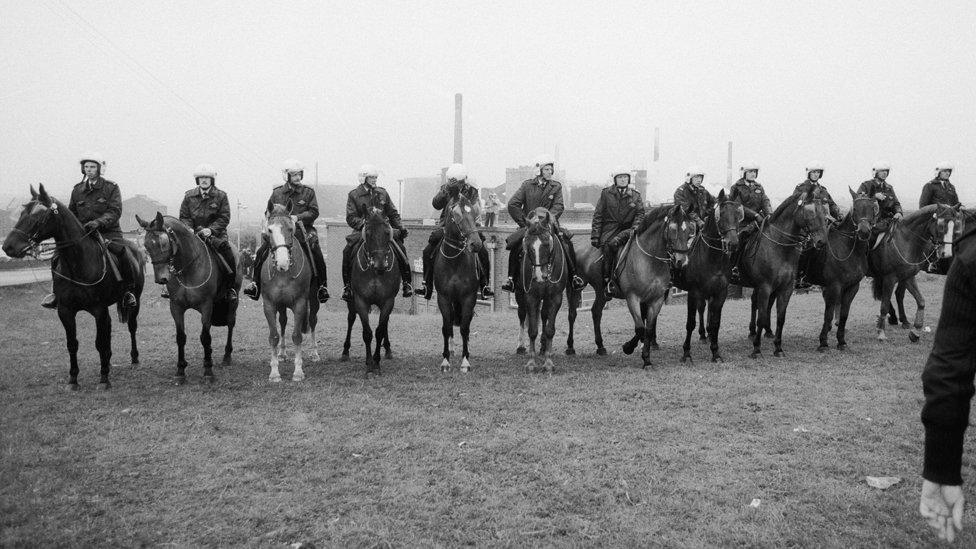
xmin=2 ymin=184 xmax=143 ymax=389
xmin=515 ymin=207 xmax=567 ymax=373
xmin=566 ymin=243 xmax=610 ymax=356
xmin=673 ymin=190 xmax=744 ymax=363
xmin=868 ymin=203 xmax=963 ymax=342
xmin=433 ymin=194 xmax=481 ymax=372
xmin=261 ymin=205 xmax=314 ymax=382
xmin=617 ymin=204 xmax=695 ymax=368
xmin=350 ymin=208 xmax=400 ymax=375
xmin=341 ymin=301 xmax=391 ymax=361
xmin=137 ymin=212 xmax=242 ymax=384
xmin=736 ymin=192 xmax=829 ymax=358
xmin=801 ymin=190 xmax=877 ymax=351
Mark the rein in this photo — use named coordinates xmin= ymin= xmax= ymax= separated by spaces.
xmin=522 ymin=228 xmax=565 ymax=288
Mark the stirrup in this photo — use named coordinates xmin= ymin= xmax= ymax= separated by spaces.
xmin=422 ymin=282 xmax=434 ymax=300
xmin=243 ymin=282 xmax=259 ymax=300
xmin=122 ymin=292 xmax=137 ymax=308
xmin=481 ymin=285 xmax=495 ymax=299
xmin=341 ymin=285 xmax=352 ymax=302
xmin=500 ymin=277 xmax=516 ymax=292
xmin=41 ymin=293 xmax=58 ymax=309
xmin=571 ymin=275 xmax=586 ymax=290
xmin=317 ymin=285 xmax=330 ymax=303
xmin=224 ymin=289 xmax=238 ymax=302
xmin=402 ymin=282 xmax=414 ymax=298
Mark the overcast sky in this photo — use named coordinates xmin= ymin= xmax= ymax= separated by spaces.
xmin=2 ymin=0 xmax=975 ymax=218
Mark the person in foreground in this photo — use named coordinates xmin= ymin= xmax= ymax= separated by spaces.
xmin=919 ymin=221 xmax=976 ymax=543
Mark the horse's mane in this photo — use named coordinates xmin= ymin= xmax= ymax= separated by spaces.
xmin=160 ymin=215 xmax=193 ymax=236
xmin=635 ymin=204 xmax=676 ymax=235
xmin=769 ymin=192 xmax=805 ymax=222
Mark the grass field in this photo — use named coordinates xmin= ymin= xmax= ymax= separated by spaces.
xmin=0 ymin=274 xmax=969 ymax=547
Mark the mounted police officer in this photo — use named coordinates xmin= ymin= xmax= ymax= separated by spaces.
xmin=418 ymin=163 xmax=494 ymax=300
xmin=919 ymin=162 xmax=960 ymax=208
xmin=42 ymin=153 xmax=139 ymax=309
xmin=500 ymin=155 xmax=585 ymax=292
xmin=591 ymin=166 xmax=645 ymax=296
xmin=857 ymin=161 xmax=902 ymax=241
xmin=341 ymin=164 xmax=414 ymax=302
xmin=168 ymin=164 xmax=237 ymax=301
xmin=243 ymin=159 xmax=330 ymax=302
xmin=673 ymin=165 xmax=716 ymax=229
xmin=794 ymin=161 xmax=840 ymax=219
xmin=729 ymin=161 xmax=772 ymax=281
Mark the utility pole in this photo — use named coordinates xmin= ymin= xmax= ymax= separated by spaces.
xmin=236 ymin=199 xmax=247 ymax=249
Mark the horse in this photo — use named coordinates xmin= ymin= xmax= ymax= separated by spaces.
xmin=137 ymin=212 xmax=242 ymax=384
xmin=432 ymin=194 xmax=482 ymax=372
xmin=868 ymin=203 xmax=963 ymax=342
xmin=669 ymin=190 xmax=744 ymax=363
xmin=800 ymin=189 xmax=878 ymax=351
xmin=565 ymin=242 xmax=610 ymax=356
xmin=260 ymin=204 xmax=317 ymax=382
xmin=514 ymin=207 xmax=567 ymax=373
xmin=349 ymin=207 xmax=401 ymax=375
xmin=614 ymin=204 xmax=696 ymax=368
xmin=736 ymin=191 xmax=829 ymax=358
xmin=341 ymin=301 xmax=391 ymax=361
xmin=2 ymin=184 xmax=143 ymax=389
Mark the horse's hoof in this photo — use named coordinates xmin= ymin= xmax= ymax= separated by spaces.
xmin=307 ymin=352 xmax=320 ymax=362
xmin=596 ymin=347 xmax=607 ymax=356
xmin=269 ymin=376 xmax=282 ymax=383
xmin=650 ymin=343 xmax=660 ymax=351
xmin=440 ymin=358 xmax=451 ymax=373
xmin=750 ymin=351 xmax=761 ymax=359
xmin=876 ymin=332 xmax=887 ymax=341
xmin=174 ymin=376 xmax=186 ymax=386
xmin=204 ymin=375 xmax=216 ymax=384
xmin=565 ymin=348 xmax=576 ymax=356
xmin=131 ymin=358 xmax=139 ymax=365
xmin=901 ymin=321 xmax=912 ymax=330
xmin=764 ymin=330 xmax=774 ymax=337
xmin=385 ymin=351 xmax=393 ymax=359
xmin=837 ymin=343 xmax=848 ymax=351
xmin=909 ymin=331 xmax=920 ymax=343
xmin=97 ymin=382 xmax=111 ymax=391
xmin=622 ymin=343 xmax=636 ymax=355
xmin=65 ymin=383 xmax=80 ymax=391
xmin=887 ymin=317 xmax=898 ymax=326
xmin=516 ymin=346 xmax=526 ymax=355
xmin=221 ymin=355 xmax=232 ymax=366
xmin=680 ymin=354 xmax=691 ymax=363
xmin=524 ymin=360 xmax=537 ymax=373
xmin=711 ymin=356 xmax=724 ymax=363
xmin=340 ymin=353 xmax=350 ymax=362
xmin=773 ymin=350 xmax=785 ymax=357
xmin=292 ymin=374 xmax=305 ymax=382
xmin=699 ymin=335 xmax=708 ymax=342
xmin=641 ymin=360 xmax=653 ymax=369
xmin=817 ymin=345 xmax=828 ymax=353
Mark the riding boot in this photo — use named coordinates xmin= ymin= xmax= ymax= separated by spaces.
xmin=476 ymin=245 xmax=494 ymax=299
xmin=308 ymin=240 xmax=330 ymax=303
xmin=395 ymin=240 xmax=414 ymax=298
xmin=501 ymin=246 xmax=520 ymax=292
xmin=111 ymin=245 xmax=138 ymax=308
xmin=562 ymin=235 xmax=585 ymax=290
xmin=341 ymin=241 xmax=354 ymax=302
xmin=41 ymin=254 xmax=59 ymax=308
xmin=243 ymin=242 xmax=269 ymax=300
xmin=216 ymin=241 xmax=238 ymax=302
xmin=421 ymin=235 xmax=439 ymax=300
xmin=602 ymin=245 xmax=618 ymax=299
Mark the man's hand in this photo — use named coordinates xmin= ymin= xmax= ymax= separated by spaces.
xmin=920 ymin=479 xmax=964 ymax=543
xmin=875 ymin=192 xmax=886 ymax=200
xmin=83 ymin=220 xmax=100 ymax=232
xmin=398 ymin=228 xmax=409 ymax=239
xmin=894 ymin=212 xmax=903 ymax=220
xmin=198 ymin=228 xmax=212 ymax=238
xmin=591 ymin=239 xmax=600 ymax=249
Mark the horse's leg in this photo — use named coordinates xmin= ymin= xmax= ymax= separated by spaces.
xmin=58 ymin=307 xmax=80 ymax=390
xmin=751 ymin=286 xmax=771 ymax=358
xmin=277 ymin=307 xmax=288 ymax=359
xmin=697 ymin=302 xmax=707 ymax=341
xmin=264 ymin=300 xmax=282 ymax=382
xmin=291 ymin=300 xmax=306 ymax=382
xmin=749 ymin=291 xmax=758 ymax=337
xmin=439 ymin=297 xmax=453 ymax=372
xmin=764 ymin=297 xmax=775 ymax=338
xmin=645 ymin=302 xmax=659 ymax=350
xmin=460 ymin=295 xmax=476 ymax=372
xmin=373 ymin=300 xmax=394 ymax=375
xmin=171 ymin=303 xmax=188 ymax=384
xmin=127 ymin=302 xmax=139 ymax=365
xmin=681 ymin=293 xmax=696 ymax=363
xmin=836 ymin=283 xmax=859 ymax=350
xmin=641 ymin=298 xmax=666 ymax=369
xmin=200 ymin=302 xmax=215 ymax=382
xmin=707 ymin=290 xmax=727 ymax=363
xmin=565 ymin=287 xmax=578 ymax=356
xmin=93 ymin=306 xmax=112 ymax=390
xmin=357 ymin=301 xmax=375 ymax=375
xmin=621 ymin=295 xmax=644 ymax=357
xmin=516 ymin=289 xmax=528 ymax=355
xmin=305 ymin=296 xmax=320 ymax=362
xmin=342 ymin=305 xmax=355 ymax=361
xmin=772 ymin=288 xmax=793 ymax=357
xmin=524 ymin=296 xmax=541 ymax=373
xmin=903 ymin=277 xmax=927 ymax=343
xmin=222 ymin=305 xmax=235 ymax=365
xmin=877 ymin=277 xmax=896 ymax=341
xmin=819 ymin=284 xmax=839 ymax=352
xmin=541 ymin=294 xmax=560 ymax=373
xmin=895 ymin=280 xmax=910 ymax=328
xmin=591 ymin=290 xmax=607 ymax=356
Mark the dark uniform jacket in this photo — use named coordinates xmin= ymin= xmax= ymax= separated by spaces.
xmin=507 ymin=177 xmax=565 ymax=227
xmin=921 ymin=224 xmax=976 ymax=485
xmin=673 ymin=182 xmax=716 ymax=221
xmin=69 ymin=176 xmax=122 ymax=238
xmin=267 ymin=183 xmax=319 ymax=231
xmin=793 ymin=180 xmax=840 ymax=219
xmin=919 ymin=178 xmax=960 ymax=208
xmin=729 ymin=178 xmax=772 ymax=217
xmin=346 ymin=184 xmax=403 ymax=231
xmin=856 ymin=178 xmax=902 ymax=218
xmin=179 ymin=186 xmax=230 ymax=239
xmin=433 ymin=181 xmax=480 ymax=226
xmin=591 ymin=186 xmax=645 ymax=247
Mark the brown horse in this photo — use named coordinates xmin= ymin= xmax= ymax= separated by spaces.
xmin=801 ymin=190 xmax=878 ymax=351
xmin=616 ymin=204 xmax=695 ymax=368
xmin=2 ymin=184 xmax=143 ymax=389
xmin=515 ymin=207 xmax=567 ymax=373
xmin=261 ymin=205 xmax=314 ymax=382
xmin=137 ymin=212 xmax=242 ymax=384
xmin=565 ymin=242 xmax=610 ymax=356
xmin=736 ymin=192 xmax=829 ymax=358
xmin=673 ymin=190 xmax=744 ymax=363
xmin=433 ymin=194 xmax=482 ymax=372
xmin=349 ymin=208 xmax=401 ymax=375
xmin=868 ymin=203 xmax=963 ymax=342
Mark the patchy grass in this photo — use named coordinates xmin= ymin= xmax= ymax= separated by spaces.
xmin=0 ymin=274 xmax=969 ymax=547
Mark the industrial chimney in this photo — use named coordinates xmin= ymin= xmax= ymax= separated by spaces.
xmin=454 ymin=93 xmax=463 ymax=163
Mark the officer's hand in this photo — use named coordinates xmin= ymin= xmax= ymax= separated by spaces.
xmin=920 ymin=480 xmax=964 ymax=543
xmin=875 ymin=193 xmax=886 ymax=200
xmin=398 ymin=228 xmax=409 ymax=239
xmin=290 ymin=215 xmax=299 ymax=224
xmin=83 ymin=221 xmax=100 ymax=232
xmin=894 ymin=212 xmax=903 ymax=220
xmin=198 ymin=228 xmax=212 ymax=238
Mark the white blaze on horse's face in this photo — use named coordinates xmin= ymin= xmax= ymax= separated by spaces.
xmin=269 ymin=223 xmax=290 ymax=271
xmin=532 ymin=237 xmax=545 ymax=282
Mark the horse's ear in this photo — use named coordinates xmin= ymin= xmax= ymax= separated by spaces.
xmin=718 ymin=188 xmax=726 ymax=201
xmin=849 ymin=186 xmax=857 ymax=200
xmin=135 ymin=214 xmax=149 ymax=229
xmin=153 ymin=211 xmax=164 ymax=229
xmin=37 ymin=184 xmax=51 ymax=205
xmin=954 ymin=203 xmax=962 ymax=212
xmin=30 ymin=185 xmax=38 ymax=199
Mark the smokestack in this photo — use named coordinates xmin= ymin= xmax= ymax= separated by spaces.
xmin=653 ymin=127 xmax=660 ymax=162
xmin=454 ymin=93 xmax=463 ymax=163
xmin=727 ymin=141 xmax=733 ymax=185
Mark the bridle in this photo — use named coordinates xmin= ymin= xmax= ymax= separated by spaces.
xmin=11 ymin=202 xmax=95 ymax=257
xmin=357 ymin=221 xmax=395 ymax=273
xmin=522 ymin=224 xmax=564 ymax=286
xmin=146 ymin=225 xmax=214 ymax=289
xmin=440 ymin=201 xmax=477 ymax=260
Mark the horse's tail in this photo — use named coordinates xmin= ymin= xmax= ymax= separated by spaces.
xmin=117 ymin=301 xmax=130 ymax=323
xmin=871 ymin=275 xmax=883 ymax=301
